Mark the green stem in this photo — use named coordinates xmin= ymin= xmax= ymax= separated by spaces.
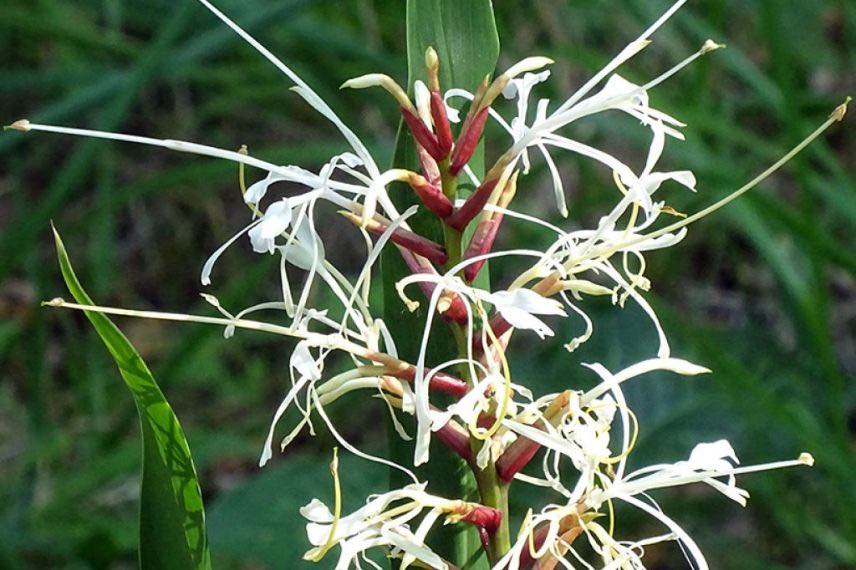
xmin=441 ymin=166 xmax=511 ymax=565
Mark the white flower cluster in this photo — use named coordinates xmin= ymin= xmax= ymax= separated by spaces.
xmin=25 ymin=0 xmax=844 ymax=568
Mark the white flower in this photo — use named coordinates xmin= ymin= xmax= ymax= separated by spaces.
xmin=485 ymin=288 xmax=567 ymax=339
xmin=302 ymin=483 xmax=481 ymax=570
xmin=249 ymin=199 xmax=293 ymax=254
xmin=259 ymin=340 xmax=323 ymax=467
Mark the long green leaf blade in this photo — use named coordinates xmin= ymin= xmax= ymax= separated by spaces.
xmin=52 ymin=227 xmax=210 ymax=570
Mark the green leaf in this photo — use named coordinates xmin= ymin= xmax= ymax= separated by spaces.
xmin=52 ymin=227 xmax=210 ymax=570
xmin=382 ymin=2 xmax=499 ymax=568
xmin=405 ymin=1 xmax=500 ymax=90
xmin=208 ymin=454 xmax=386 ymax=568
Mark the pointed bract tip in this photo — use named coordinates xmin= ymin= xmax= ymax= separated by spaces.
xmin=701 ymin=39 xmax=726 ymax=53
xmin=831 ymin=96 xmax=850 ymax=122
xmin=425 ymin=46 xmax=439 ymax=70
xmin=799 ymin=452 xmax=815 ymax=466
xmin=4 ymin=119 xmax=31 ymax=132
xmin=42 ymin=297 xmax=66 ymax=307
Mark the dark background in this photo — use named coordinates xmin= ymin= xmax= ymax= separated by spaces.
xmin=0 ymin=0 xmax=853 ymax=568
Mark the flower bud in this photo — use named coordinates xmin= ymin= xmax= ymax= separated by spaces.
xmin=425 ymin=46 xmax=441 ymax=92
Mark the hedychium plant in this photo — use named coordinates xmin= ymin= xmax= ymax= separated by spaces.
xmin=9 ymin=0 xmax=849 ymax=568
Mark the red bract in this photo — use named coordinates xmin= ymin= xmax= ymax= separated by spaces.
xmin=434 ymin=419 xmax=473 ymax=463
xmin=417 ymin=145 xmax=442 ymax=187
xmin=430 ymin=90 xmax=454 ymax=156
xmin=446 ymin=177 xmax=499 ymax=231
xmin=463 ymin=217 xmax=502 ymax=282
xmin=459 ymin=505 xmax=502 ymax=535
xmin=391 ymin=366 xmax=469 ymax=398
xmin=450 ymin=105 xmax=489 ymax=175
xmin=408 ymin=174 xmax=454 ymax=218
xmin=343 ymin=212 xmax=448 ymax=265
xmin=401 ymin=107 xmax=445 ymax=161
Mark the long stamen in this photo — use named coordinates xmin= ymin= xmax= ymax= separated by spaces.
xmin=42 ymin=298 xmax=394 ymax=364
xmin=643 ymin=39 xmax=725 ymax=92
xmin=596 ymin=99 xmax=849 ymax=258
xmin=603 ymin=453 xmax=814 ymax=501
xmin=7 ymin=121 xmax=353 ymax=194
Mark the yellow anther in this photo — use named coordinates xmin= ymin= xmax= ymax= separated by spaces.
xmin=4 ymin=119 xmax=31 ymax=132
xmin=799 ymin=452 xmax=815 ymax=466
xmin=831 ymin=96 xmax=850 ymax=122
xmin=701 ymin=39 xmax=726 ymax=53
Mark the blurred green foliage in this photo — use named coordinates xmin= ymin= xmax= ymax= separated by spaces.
xmin=0 ymin=0 xmax=853 ymax=568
